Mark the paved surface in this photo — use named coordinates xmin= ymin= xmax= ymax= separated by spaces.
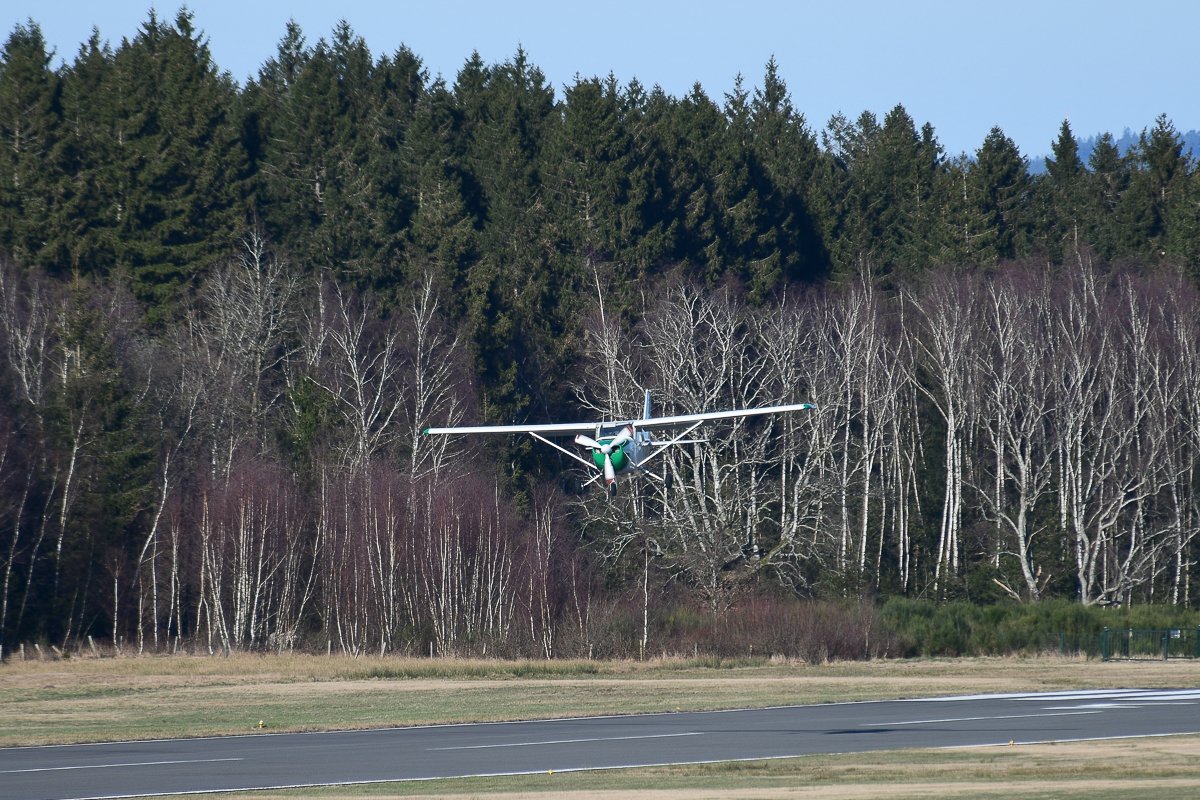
xmin=4 ymin=688 xmax=1200 ymax=800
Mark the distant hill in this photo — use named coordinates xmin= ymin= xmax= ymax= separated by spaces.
xmin=1029 ymin=128 xmax=1200 ymax=173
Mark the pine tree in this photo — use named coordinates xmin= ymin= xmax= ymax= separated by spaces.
xmin=404 ymin=79 xmax=478 ymax=317
xmin=1136 ymin=114 xmax=1189 ymax=258
xmin=1037 ymin=119 xmax=1086 ymax=261
xmin=748 ymin=60 xmax=826 ymax=283
xmin=623 ymin=80 xmax=679 ymax=280
xmin=915 ymin=121 xmax=955 ymax=265
xmin=816 ymin=110 xmax=882 ymax=270
xmin=938 ymin=153 xmax=975 ymax=264
xmin=834 ymin=104 xmax=946 ymax=272
xmin=656 ymin=84 xmax=724 ymax=283
xmin=1166 ymin=167 xmax=1200 ymax=275
xmin=454 ymin=49 xmax=572 ymax=434
xmin=1045 ymin=119 xmax=1083 ymax=184
xmin=550 ymin=76 xmax=656 ymax=289
xmin=1084 ymin=132 xmax=1129 ymax=260
xmin=57 ymin=31 xmax=115 ymax=274
xmin=240 ymin=21 xmax=308 ymax=184
xmin=72 ymin=11 xmax=251 ymax=319
xmin=967 ymin=127 xmax=1028 ymax=263
xmin=369 ymin=43 xmax=426 ymax=293
xmin=653 ymin=78 xmax=797 ymax=297
xmin=258 ymin=22 xmax=413 ymax=285
xmin=715 ymin=75 xmax=779 ymax=296
xmin=0 ymin=22 xmax=69 ymax=270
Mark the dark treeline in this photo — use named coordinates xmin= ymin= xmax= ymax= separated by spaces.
xmin=1 ymin=13 xmax=1199 ymax=658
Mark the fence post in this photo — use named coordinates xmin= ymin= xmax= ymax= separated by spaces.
xmin=1163 ymin=632 xmax=1169 ymax=661
xmin=1102 ymin=627 xmax=1108 ymax=662
xmin=1059 ymin=632 xmax=1064 ymax=656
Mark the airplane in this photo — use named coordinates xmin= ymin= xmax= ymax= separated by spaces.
xmin=424 ymin=391 xmax=815 ymax=496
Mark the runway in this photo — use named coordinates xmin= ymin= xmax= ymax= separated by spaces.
xmin=4 ymin=687 xmax=1200 ymax=800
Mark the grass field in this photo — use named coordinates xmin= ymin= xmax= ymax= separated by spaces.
xmin=2 ymin=652 xmax=1198 ymax=747
xmin=3 ymin=653 xmax=1200 ymax=798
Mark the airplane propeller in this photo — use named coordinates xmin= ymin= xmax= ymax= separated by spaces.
xmin=574 ymin=427 xmax=633 ymax=486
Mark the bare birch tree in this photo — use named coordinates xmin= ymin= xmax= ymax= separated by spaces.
xmin=0 ymin=264 xmax=53 ymax=656
xmin=404 ymin=275 xmax=466 ymax=479
xmin=643 ymin=286 xmax=775 ymax=610
xmin=906 ymin=271 xmax=978 ymax=591
xmin=1053 ymin=266 xmax=1180 ymax=604
xmin=1101 ymin=278 xmax=1180 ymax=603
xmin=312 ymin=285 xmax=403 ymax=477
xmin=972 ymin=267 xmax=1056 ymax=600
xmin=1166 ymin=275 xmax=1200 ymax=605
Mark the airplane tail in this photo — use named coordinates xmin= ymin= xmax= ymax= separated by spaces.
xmin=643 ymin=390 xmax=652 ymax=420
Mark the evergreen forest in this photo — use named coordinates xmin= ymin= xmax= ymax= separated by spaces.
xmin=2 ymin=13 xmax=1200 ymax=659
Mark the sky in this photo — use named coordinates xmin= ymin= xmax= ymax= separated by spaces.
xmin=6 ymin=0 xmax=1197 ymax=159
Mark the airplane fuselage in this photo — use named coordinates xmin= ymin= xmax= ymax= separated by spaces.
xmin=588 ymin=424 xmax=651 ymax=474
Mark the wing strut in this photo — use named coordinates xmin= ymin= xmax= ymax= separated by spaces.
xmin=634 ymin=421 xmax=704 ymax=469
xmin=528 ymin=431 xmax=600 ymax=472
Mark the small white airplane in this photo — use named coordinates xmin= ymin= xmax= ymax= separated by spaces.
xmin=424 ymin=391 xmax=814 ymax=495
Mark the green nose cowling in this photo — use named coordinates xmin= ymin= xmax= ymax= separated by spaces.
xmin=592 ymin=444 xmax=628 ymax=472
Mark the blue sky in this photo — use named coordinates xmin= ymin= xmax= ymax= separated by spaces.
xmin=6 ymin=0 xmax=1197 ymax=158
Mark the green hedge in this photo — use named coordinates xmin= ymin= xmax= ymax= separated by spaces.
xmin=878 ymin=598 xmax=1200 ymax=657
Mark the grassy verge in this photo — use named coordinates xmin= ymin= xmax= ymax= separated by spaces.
xmin=2 ymin=653 xmax=1199 ymax=747
xmin=148 ymin=735 xmax=1200 ymax=799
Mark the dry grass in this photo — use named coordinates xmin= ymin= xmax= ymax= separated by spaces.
xmin=2 ymin=652 xmax=1198 ymax=747
xmin=149 ymin=734 xmax=1200 ymax=799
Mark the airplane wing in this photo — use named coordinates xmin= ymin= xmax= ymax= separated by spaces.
xmin=631 ymin=403 xmax=815 ymax=432
xmin=424 ymin=403 xmax=814 ymax=436
xmin=423 ymin=421 xmax=600 ymax=436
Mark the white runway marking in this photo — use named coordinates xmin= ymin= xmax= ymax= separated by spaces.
xmin=866 ymin=711 xmax=1101 ymax=726
xmin=915 ymin=689 xmax=1200 ymax=703
xmin=1016 ymin=690 xmax=1200 ymax=702
xmin=428 ymin=732 xmax=704 ymax=750
xmin=0 ymin=758 xmax=243 ymax=774
xmin=1044 ymin=702 xmax=1197 ymax=709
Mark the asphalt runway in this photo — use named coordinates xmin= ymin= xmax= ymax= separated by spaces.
xmin=5 ymin=687 xmax=1200 ymax=800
